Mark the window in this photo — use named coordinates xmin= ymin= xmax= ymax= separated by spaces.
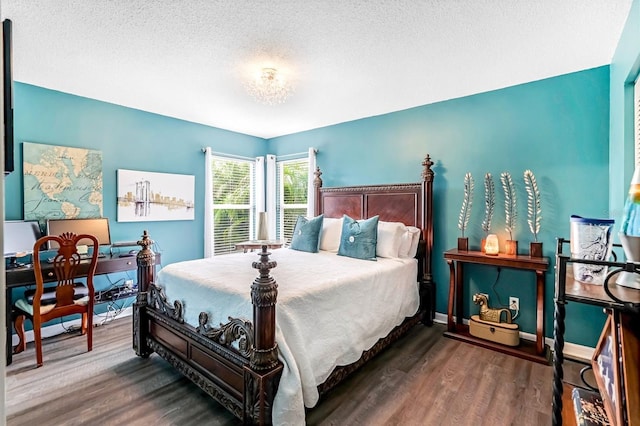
xmin=276 ymin=158 xmax=309 ymax=244
xmin=204 ymin=148 xmax=314 ymax=256
xmin=210 ymin=156 xmax=256 ymax=255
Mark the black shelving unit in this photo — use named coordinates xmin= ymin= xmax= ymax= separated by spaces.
xmin=552 ymin=238 xmax=640 ymax=426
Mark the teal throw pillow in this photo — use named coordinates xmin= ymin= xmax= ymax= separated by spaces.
xmin=338 ymin=215 xmax=379 ymax=261
xmin=290 ymin=214 xmax=324 ymax=253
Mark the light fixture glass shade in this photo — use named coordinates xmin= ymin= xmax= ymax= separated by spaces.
xmin=246 ymin=68 xmax=293 ymax=105
xmin=485 ymin=234 xmax=499 ymax=255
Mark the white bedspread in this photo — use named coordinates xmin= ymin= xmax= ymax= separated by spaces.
xmin=156 ymin=248 xmax=419 ymax=425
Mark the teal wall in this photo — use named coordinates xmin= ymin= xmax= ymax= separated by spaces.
xmin=6 ymin=83 xmax=265 ymax=265
xmin=6 ymin=66 xmax=615 ymax=346
xmin=6 ymin=83 xmax=265 ymax=323
xmin=269 ymin=67 xmax=612 ymax=346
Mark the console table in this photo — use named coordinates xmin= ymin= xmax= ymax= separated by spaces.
xmin=5 ymin=253 xmax=161 ymax=365
xmin=443 ymin=248 xmax=550 ymax=364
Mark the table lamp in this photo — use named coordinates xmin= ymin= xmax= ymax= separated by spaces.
xmin=485 ymin=234 xmax=499 ymax=255
xmin=618 ymin=168 xmax=640 ymax=289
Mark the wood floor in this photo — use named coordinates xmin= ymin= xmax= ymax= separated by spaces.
xmin=5 ymin=316 xmax=585 ymax=425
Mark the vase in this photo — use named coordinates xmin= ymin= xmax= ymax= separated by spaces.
xmin=457 ymin=237 xmax=469 ymax=251
xmin=529 ymin=242 xmax=543 ymax=258
xmin=505 ymin=240 xmax=518 ymax=256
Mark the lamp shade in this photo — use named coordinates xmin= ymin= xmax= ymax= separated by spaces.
xmin=485 ymin=234 xmax=499 ymax=255
xmin=256 ymin=212 xmax=269 ymax=241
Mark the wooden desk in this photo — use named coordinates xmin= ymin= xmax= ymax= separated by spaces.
xmin=234 ymin=240 xmax=283 ymax=253
xmin=5 ymin=253 xmax=161 ymax=365
xmin=443 ymin=248 xmax=550 ymax=364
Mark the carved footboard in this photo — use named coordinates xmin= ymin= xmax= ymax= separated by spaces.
xmin=133 ymin=231 xmax=283 ymax=424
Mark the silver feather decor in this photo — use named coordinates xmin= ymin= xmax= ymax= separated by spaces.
xmin=500 ymin=172 xmax=517 ymax=240
xmin=458 ymin=173 xmax=474 ymax=238
xmin=481 ymin=173 xmax=495 ymax=236
xmin=524 ymin=169 xmax=541 ymax=242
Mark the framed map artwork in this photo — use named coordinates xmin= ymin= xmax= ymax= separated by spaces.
xmin=116 ymin=169 xmax=195 ymax=222
xmin=23 ymin=142 xmax=103 ymax=221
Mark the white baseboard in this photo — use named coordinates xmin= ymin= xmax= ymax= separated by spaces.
xmin=11 ymin=307 xmax=133 ymax=346
xmin=432 ymin=312 xmax=593 ymax=362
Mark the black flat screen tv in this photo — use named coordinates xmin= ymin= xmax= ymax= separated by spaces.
xmin=3 ymin=19 xmax=13 ymax=175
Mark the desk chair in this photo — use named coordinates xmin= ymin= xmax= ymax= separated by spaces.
xmin=13 ymin=232 xmax=99 ymax=367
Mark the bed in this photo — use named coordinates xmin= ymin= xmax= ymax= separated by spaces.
xmin=132 ymin=155 xmax=435 ymax=424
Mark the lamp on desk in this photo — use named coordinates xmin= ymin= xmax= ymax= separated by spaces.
xmin=484 ymin=234 xmax=499 ymax=255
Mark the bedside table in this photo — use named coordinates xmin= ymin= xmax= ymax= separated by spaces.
xmin=235 ymin=240 xmax=284 ymax=253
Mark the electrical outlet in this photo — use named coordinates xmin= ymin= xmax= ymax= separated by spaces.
xmin=509 ymin=296 xmax=519 ymax=311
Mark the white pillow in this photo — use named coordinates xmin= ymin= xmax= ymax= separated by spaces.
xmin=376 ymin=221 xmax=406 ymax=258
xmin=319 ymin=217 xmax=343 ymax=252
xmin=399 ymin=226 xmax=421 ymax=258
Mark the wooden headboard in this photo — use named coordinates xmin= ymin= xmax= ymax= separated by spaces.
xmin=313 ymin=155 xmax=435 ymax=324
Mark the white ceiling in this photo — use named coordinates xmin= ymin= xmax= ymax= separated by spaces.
xmin=1 ymin=1 xmax=633 ymax=139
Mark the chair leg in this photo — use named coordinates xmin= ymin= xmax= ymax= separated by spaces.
xmin=87 ymin=311 xmax=93 ymax=352
xmin=13 ymin=314 xmax=26 ymax=354
xmin=34 ymin=318 xmax=43 ymax=367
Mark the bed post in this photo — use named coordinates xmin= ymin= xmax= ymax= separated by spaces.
xmin=133 ymin=230 xmax=156 ymax=358
xmin=244 ymin=245 xmax=283 ymax=424
xmin=313 ymin=166 xmax=323 ymax=217
xmin=421 ymin=155 xmax=435 ymax=325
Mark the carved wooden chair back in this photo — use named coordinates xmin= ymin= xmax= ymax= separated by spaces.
xmin=12 ymin=232 xmax=99 ymax=367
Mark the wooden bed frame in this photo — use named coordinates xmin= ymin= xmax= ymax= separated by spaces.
xmin=132 ymin=155 xmax=435 ymax=424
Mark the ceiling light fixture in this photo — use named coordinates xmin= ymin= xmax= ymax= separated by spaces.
xmin=246 ymin=67 xmax=293 ymax=105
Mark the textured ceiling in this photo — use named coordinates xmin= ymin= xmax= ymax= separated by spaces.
xmin=1 ymin=1 xmax=633 ymax=139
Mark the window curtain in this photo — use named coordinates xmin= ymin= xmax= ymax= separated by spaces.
xmin=204 ymin=147 xmax=214 ymax=257
xmin=255 ymin=156 xmax=265 ymax=214
xmin=266 ymin=154 xmax=277 ymax=241
xmin=307 ymin=147 xmax=317 ymax=216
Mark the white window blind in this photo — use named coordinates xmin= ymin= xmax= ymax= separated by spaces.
xmin=210 ymin=155 xmax=256 ymax=255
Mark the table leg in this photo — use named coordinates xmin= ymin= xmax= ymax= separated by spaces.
xmin=6 ymin=286 xmax=12 ymax=365
xmin=447 ymin=260 xmax=455 ymax=331
xmin=455 ymin=262 xmax=464 ymax=326
xmin=535 ymin=270 xmax=545 ymax=355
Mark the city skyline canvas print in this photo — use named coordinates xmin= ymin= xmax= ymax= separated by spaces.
xmin=116 ymin=169 xmax=195 ymax=222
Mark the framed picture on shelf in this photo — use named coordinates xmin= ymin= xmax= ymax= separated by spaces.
xmin=591 ymin=314 xmax=621 ymax=425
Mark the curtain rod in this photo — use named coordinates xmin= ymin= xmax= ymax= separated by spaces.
xmin=201 ymin=148 xmax=256 ymax=162
xmin=273 ymin=148 xmax=318 ymax=160
xmin=202 ymin=148 xmax=317 ymax=161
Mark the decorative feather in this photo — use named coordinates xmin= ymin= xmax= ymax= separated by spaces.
xmin=500 ymin=172 xmax=517 ymax=240
xmin=481 ymin=173 xmax=495 ymax=236
xmin=457 ymin=173 xmax=474 ymax=238
xmin=524 ymin=169 xmax=541 ymax=242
